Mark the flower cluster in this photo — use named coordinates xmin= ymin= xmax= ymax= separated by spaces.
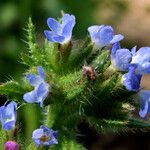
xmin=23 ymin=67 xmax=58 ymax=147
xmin=1 ymin=12 xmax=150 ymax=149
xmin=44 ymin=13 xmax=150 ymax=120
xmin=110 ymin=43 xmax=150 ymax=118
xmin=0 ymin=67 xmax=57 ymax=148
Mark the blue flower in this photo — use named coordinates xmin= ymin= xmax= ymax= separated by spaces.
xmin=32 ymin=125 xmax=58 ymax=147
xmin=44 ymin=13 xmax=75 ymax=44
xmin=111 ymin=42 xmax=132 ymax=71
xmin=131 ymin=47 xmax=150 ymax=74
xmin=23 ymin=66 xmax=50 ymax=107
xmin=88 ymin=25 xmax=124 ymax=48
xmin=123 ymin=64 xmax=142 ymax=92
xmin=139 ymin=90 xmax=150 ymax=118
xmin=0 ymin=101 xmax=17 ymax=130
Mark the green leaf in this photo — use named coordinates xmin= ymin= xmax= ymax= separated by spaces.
xmin=0 ymin=81 xmax=26 ymax=101
xmin=21 ymin=53 xmax=34 ymax=66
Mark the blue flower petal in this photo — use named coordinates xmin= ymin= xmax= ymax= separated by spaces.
xmin=44 ymin=31 xmax=65 ymax=43
xmin=62 ymin=14 xmax=75 ymax=25
xmin=112 ymin=48 xmax=132 ymax=71
xmin=52 ymin=130 xmax=58 ymax=140
xmin=88 ymin=25 xmax=104 ymax=43
xmin=131 ymin=46 xmax=137 ymax=55
xmin=98 ymin=26 xmax=114 ymax=47
xmin=131 ymin=47 xmax=150 ymax=74
xmin=52 ymin=36 xmax=65 ymax=43
xmin=6 ymin=101 xmax=17 ymax=117
xmin=38 ymin=66 xmax=45 ymax=80
xmin=40 ymin=125 xmax=50 ymax=131
xmin=47 ymin=18 xmax=62 ymax=35
xmin=139 ymin=90 xmax=150 ymax=118
xmin=23 ymin=90 xmax=37 ymax=103
xmin=32 ymin=129 xmax=44 ymax=139
xmin=26 ymin=74 xmax=42 ymax=87
xmin=37 ymin=83 xmax=49 ymax=98
xmin=111 ymin=42 xmax=121 ymax=55
xmin=123 ymin=65 xmax=142 ymax=91
xmin=3 ymin=120 xmax=16 ymax=130
xmin=45 ymin=13 xmax=75 ymax=44
xmin=44 ymin=30 xmax=57 ymax=42
xmin=62 ymin=19 xmax=75 ymax=41
xmin=110 ymin=34 xmax=124 ymax=44
xmin=36 ymin=83 xmax=49 ymax=107
xmin=0 ymin=101 xmax=17 ymax=130
xmin=0 ymin=106 xmax=5 ymax=120
xmin=139 ymin=101 xmax=148 ymax=118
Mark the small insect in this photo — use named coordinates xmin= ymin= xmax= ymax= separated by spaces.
xmin=82 ymin=66 xmax=97 ymax=81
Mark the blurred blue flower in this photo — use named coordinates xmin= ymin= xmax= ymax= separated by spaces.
xmin=139 ymin=90 xmax=150 ymax=118
xmin=88 ymin=25 xmax=124 ymax=48
xmin=123 ymin=64 xmax=142 ymax=91
xmin=131 ymin=47 xmax=150 ymax=74
xmin=44 ymin=13 xmax=75 ymax=44
xmin=0 ymin=101 xmax=17 ymax=130
xmin=23 ymin=66 xmax=50 ymax=107
xmin=111 ymin=42 xmax=132 ymax=71
xmin=32 ymin=125 xmax=58 ymax=147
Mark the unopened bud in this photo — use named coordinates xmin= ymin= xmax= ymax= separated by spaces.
xmin=5 ymin=141 xmax=20 ymax=150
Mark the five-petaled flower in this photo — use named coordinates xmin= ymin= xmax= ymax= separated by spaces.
xmin=23 ymin=66 xmax=50 ymax=107
xmin=32 ymin=125 xmax=58 ymax=147
xmin=88 ymin=25 xmax=124 ymax=49
xmin=122 ymin=64 xmax=142 ymax=92
xmin=5 ymin=141 xmax=20 ymax=150
xmin=139 ymin=90 xmax=150 ymax=118
xmin=44 ymin=13 xmax=75 ymax=44
xmin=0 ymin=101 xmax=17 ymax=130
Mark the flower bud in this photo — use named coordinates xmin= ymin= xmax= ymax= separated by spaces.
xmin=5 ymin=141 xmax=20 ymax=150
